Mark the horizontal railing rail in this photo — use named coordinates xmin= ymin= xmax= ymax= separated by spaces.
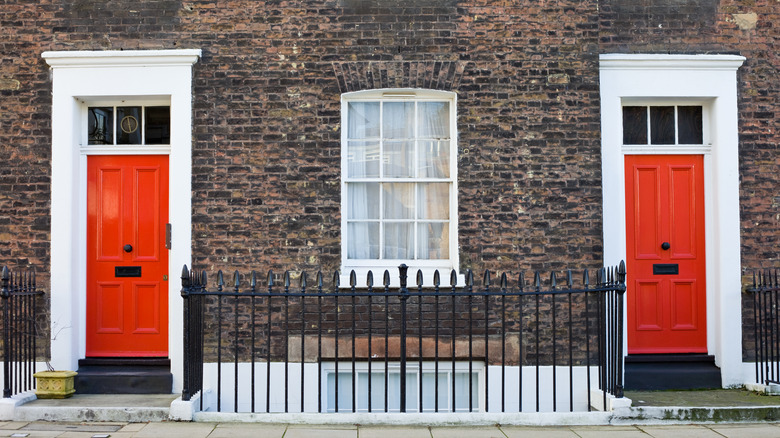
xmin=182 ymin=262 xmax=625 ymax=413
xmin=1 ymin=266 xmax=45 ymax=398
xmin=746 ymin=268 xmax=780 ymax=385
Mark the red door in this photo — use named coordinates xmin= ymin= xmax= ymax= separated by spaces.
xmin=87 ymin=155 xmax=169 ymax=357
xmin=625 ymin=155 xmax=706 ymax=354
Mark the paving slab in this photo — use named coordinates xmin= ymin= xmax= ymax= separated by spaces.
xmin=570 ymin=425 xmax=648 ymax=438
xmin=429 ymin=426 xmax=505 ymax=438
xmin=207 ymin=423 xmax=287 ymax=438
xmin=636 ymin=425 xmax=724 ymax=438
xmin=130 ymin=421 xmax=217 ymax=438
xmin=501 ymin=426 xmax=581 ymax=437
xmin=358 ymin=426 xmax=433 ymax=438
xmin=707 ymin=423 xmax=780 ymax=438
xmin=282 ymin=425 xmax=357 ymax=438
xmin=0 ymin=423 xmax=28 ymax=430
xmin=0 ymin=431 xmax=62 ymax=438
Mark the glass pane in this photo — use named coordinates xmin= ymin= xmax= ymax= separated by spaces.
xmin=421 ymin=372 xmax=449 ymax=412
xmin=384 ymin=141 xmax=414 ymax=178
xmin=622 ymin=106 xmax=647 ymax=145
xmin=348 ymin=141 xmax=380 ymax=178
xmin=383 ymin=223 xmax=413 ymax=260
xmin=88 ymin=107 xmax=113 ymax=145
xmin=678 ymin=106 xmax=703 ymax=144
xmin=383 ymin=102 xmax=414 ymax=139
xmin=116 ymin=106 xmax=142 ymax=144
xmin=347 ymin=222 xmax=379 ymax=259
xmin=453 ymin=372 xmax=479 ymax=412
xmin=650 ymin=106 xmax=675 ymax=145
xmin=417 ymin=222 xmax=449 ymax=259
xmin=348 ymin=102 xmax=380 ymax=139
xmin=419 ymin=140 xmax=450 ymax=178
xmin=145 ymin=106 xmax=170 ymax=145
xmin=418 ymin=102 xmax=449 ymax=138
xmin=348 ymin=183 xmax=379 ymax=219
xmin=383 ymin=183 xmax=413 ymax=219
xmin=417 ymin=183 xmax=449 ymax=219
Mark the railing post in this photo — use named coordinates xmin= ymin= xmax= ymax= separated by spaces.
xmin=615 ymin=261 xmax=627 ymax=398
xmin=2 ymin=266 xmax=11 ymax=398
xmin=180 ymin=265 xmax=192 ymax=401
xmin=398 ymin=264 xmax=409 ymax=413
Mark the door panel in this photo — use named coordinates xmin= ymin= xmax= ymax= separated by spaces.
xmin=625 ymin=155 xmax=706 ymax=353
xmin=87 ymin=155 xmax=169 ymax=357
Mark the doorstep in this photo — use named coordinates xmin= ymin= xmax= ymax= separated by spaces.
xmin=6 ymin=393 xmax=178 ymax=422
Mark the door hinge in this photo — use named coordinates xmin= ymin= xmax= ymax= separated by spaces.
xmin=165 ymin=223 xmax=172 ymax=249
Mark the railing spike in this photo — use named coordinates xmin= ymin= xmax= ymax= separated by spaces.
xmin=450 ymin=269 xmax=457 ymax=287
xmin=534 ymin=271 xmax=541 ymax=291
xmin=383 ymin=270 xmax=391 ymax=287
xmin=284 ymin=271 xmax=291 ymax=289
xmin=567 ymin=270 xmax=573 ymax=288
xmin=332 ymin=270 xmax=340 ymax=290
xmin=466 ymin=270 xmax=474 ymax=287
xmin=500 ymin=272 xmax=507 ymax=290
xmin=518 ymin=272 xmax=524 ymax=292
xmin=234 ymin=270 xmax=240 ymax=292
xmin=349 ymin=270 xmax=357 ymax=287
xmin=181 ymin=265 xmax=190 ymax=287
xmin=267 ymin=270 xmax=274 ymax=287
xmin=250 ymin=270 xmax=257 ymax=292
xmin=301 ymin=272 xmax=307 ymax=290
xmin=217 ymin=270 xmax=224 ymax=291
xmin=583 ymin=270 xmax=590 ymax=288
xmin=416 ymin=269 xmax=424 ymax=287
xmin=433 ymin=270 xmax=440 ymax=287
xmin=550 ymin=271 xmax=557 ymax=290
xmin=366 ymin=271 xmax=374 ymax=288
xmin=618 ymin=260 xmax=627 ymax=284
xmin=483 ymin=269 xmax=491 ymax=288
xmin=317 ymin=271 xmax=324 ymax=289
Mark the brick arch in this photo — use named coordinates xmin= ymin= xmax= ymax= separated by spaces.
xmin=332 ymin=61 xmax=467 ymax=93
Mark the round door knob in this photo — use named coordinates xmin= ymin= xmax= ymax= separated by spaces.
xmin=661 ymin=242 xmax=670 ymax=250
xmin=123 ymin=244 xmax=133 ymax=253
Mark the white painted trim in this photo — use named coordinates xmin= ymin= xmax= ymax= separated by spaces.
xmin=43 ymin=49 xmax=200 ymax=394
xmin=599 ymin=54 xmax=745 ymax=386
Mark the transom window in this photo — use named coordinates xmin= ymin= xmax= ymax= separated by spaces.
xmin=341 ymin=90 xmax=457 ymax=272
xmin=622 ymin=105 xmax=703 ymax=145
xmin=88 ymin=105 xmax=170 ymax=145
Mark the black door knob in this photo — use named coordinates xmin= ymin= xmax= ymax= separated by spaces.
xmin=123 ymin=244 xmax=133 ymax=253
xmin=661 ymin=242 xmax=670 ymax=250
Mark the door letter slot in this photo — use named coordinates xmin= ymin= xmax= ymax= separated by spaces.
xmin=115 ymin=266 xmax=142 ymax=277
xmin=653 ymin=264 xmax=679 ymax=275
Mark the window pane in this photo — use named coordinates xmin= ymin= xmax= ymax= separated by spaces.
xmin=383 ymin=102 xmax=414 ymax=139
xmin=650 ymin=106 xmax=675 ymax=145
xmin=418 ymin=222 xmax=449 ymax=259
xmin=384 ymin=223 xmax=413 ymax=259
xmin=348 ymin=183 xmax=379 ymax=219
xmin=418 ymin=102 xmax=449 ymax=138
xmin=145 ymin=106 xmax=170 ymax=145
xmin=348 ymin=102 xmax=380 ymax=139
xmin=88 ymin=107 xmax=113 ymax=145
xmin=116 ymin=106 xmax=142 ymax=144
xmin=383 ymin=183 xmax=413 ymax=219
xmin=678 ymin=106 xmax=703 ymax=144
xmin=419 ymin=140 xmax=450 ymax=178
xmin=384 ymin=141 xmax=414 ymax=178
xmin=348 ymin=141 xmax=380 ymax=178
xmin=622 ymin=106 xmax=647 ymax=145
xmin=347 ymin=222 xmax=379 ymax=259
xmin=417 ymin=183 xmax=449 ymax=219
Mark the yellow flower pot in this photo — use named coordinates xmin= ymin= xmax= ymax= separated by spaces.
xmin=33 ymin=371 xmax=77 ymax=399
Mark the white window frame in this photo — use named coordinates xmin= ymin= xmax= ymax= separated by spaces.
xmin=599 ymin=54 xmax=745 ymax=386
xmin=340 ymin=89 xmax=459 ymax=286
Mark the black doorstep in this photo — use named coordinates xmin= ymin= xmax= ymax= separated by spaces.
xmin=75 ymin=357 xmax=172 ymax=394
xmin=624 ymin=353 xmax=722 ymax=391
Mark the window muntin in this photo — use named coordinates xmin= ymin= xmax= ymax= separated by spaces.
xmin=343 ymin=92 xmax=455 ymax=266
xmin=622 ymin=105 xmax=703 ymax=146
xmin=88 ymin=105 xmax=170 ymax=145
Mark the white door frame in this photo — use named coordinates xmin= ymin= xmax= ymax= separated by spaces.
xmin=43 ymin=49 xmax=200 ymax=393
xmin=599 ymin=54 xmax=745 ymax=386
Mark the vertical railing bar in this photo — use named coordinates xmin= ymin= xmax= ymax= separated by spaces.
xmin=567 ymin=271 xmax=574 ymax=412
xmin=434 ymin=270 xmax=441 ymax=413
xmin=335 ymin=272 xmax=340 ymax=413
xmin=616 ymin=261 xmax=626 ymax=398
xmin=483 ymin=270 xmax=490 ymax=413
xmin=752 ymin=271 xmax=759 ymax=384
xmin=467 ymin=270 xmax=474 ymax=413
xmin=317 ymin=272 xmax=324 ymax=413
xmin=284 ymin=272 xmax=290 ymax=413
xmin=399 ymin=264 xmax=409 ymax=413
xmin=216 ymin=270 xmax=224 ymax=412
xmin=501 ymin=273 xmax=507 ymax=413
xmin=181 ymin=266 xmax=190 ymax=401
xmin=598 ymin=268 xmax=607 ymax=410
xmin=4 ymin=266 xmax=14 ymax=398
xmin=417 ymin=269 xmax=423 ymax=413
xmin=551 ymin=272 xmax=557 ymax=412
xmin=534 ymin=271 xmax=540 ymax=412
xmin=384 ymin=270 xmax=390 ymax=413
xmin=450 ymin=270 xmax=457 ymax=413
xmin=584 ymin=270 xmax=592 ymax=411
xmin=266 ymin=271 xmax=273 ymax=413
xmin=233 ymin=271 xmax=240 ymax=413
xmin=367 ymin=272 xmax=374 ymax=413
xmin=300 ymin=272 xmax=307 ymax=413
xmin=350 ymin=271 xmax=357 ymax=413
xmin=250 ymin=271 xmax=257 ymax=413
xmin=519 ymin=272 xmax=525 ymax=413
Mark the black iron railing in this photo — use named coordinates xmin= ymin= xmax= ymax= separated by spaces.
xmin=1 ymin=266 xmax=44 ymax=398
xmin=181 ymin=262 xmax=626 ymax=413
xmin=747 ymin=268 xmax=780 ymax=385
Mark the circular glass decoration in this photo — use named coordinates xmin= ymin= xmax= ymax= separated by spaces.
xmin=120 ymin=115 xmax=139 ymax=134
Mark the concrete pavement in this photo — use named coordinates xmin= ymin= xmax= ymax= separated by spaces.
xmin=2 ymin=421 xmax=780 ymax=438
